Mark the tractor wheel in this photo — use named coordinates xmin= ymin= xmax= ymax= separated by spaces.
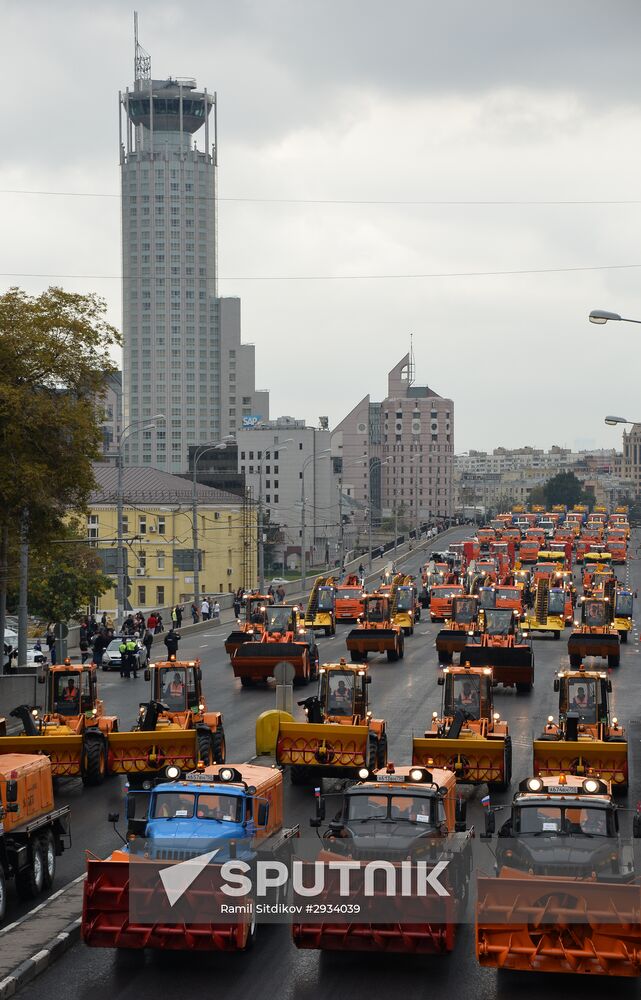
xmin=376 ymin=731 xmax=388 ymax=770
xmin=398 ymin=638 xmax=405 ymax=659
xmin=367 ymin=734 xmax=378 ymax=772
xmin=387 ymin=647 xmax=399 ymax=662
xmin=240 ymin=676 xmax=255 ymax=688
xmin=622 ymin=632 xmax=628 ymax=644
xmin=0 ymin=869 xmax=6 ymax=923
xmin=516 ymin=681 xmax=533 ymax=694
xmin=81 ymin=738 xmax=107 ymax=787
xmin=16 ymin=838 xmax=45 ymax=900
xmin=608 ymin=654 xmax=620 ymax=668
xmin=40 ymin=830 xmax=56 ymax=889
xmin=569 ymin=654 xmax=582 ymax=668
xmin=350 ymin=651 xmax=361 ymax=663
xmin=290 ymin=766 xmax=313 ymax=786
xmin=553 ymin=631 xmax=560 ymax=640
xmin=197 ymin=730 xmax=214 ymax=766
xmin=211 ymin=728 xmax=226 ymax=764
xmin=437 ymin=650 xmax=453 ymax=665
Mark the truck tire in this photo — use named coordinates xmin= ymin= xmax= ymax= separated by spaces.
xmin=240 ymin=676 xmax=255 ymax=688
xmin=387 ymin=647 xmax=399 ymax=662
xmin=350 ymin=651 xmax=362 ymax=663
xmin=40 ymin=830 xmax=56 ymax=889
xmin=376 ymin=732 xmax=388 ymax=770
xmin=569 ymin=653 xmax=582 ymax=667
xmin=197 ymin=730 xmax=214 ymax=766
xmin=16 ymin=839 xmax=45 ymax=900
xmin=211 ymin=728 xmax=226 ymax=764
xmin=437 ymin=650 xmax=453 ymax=665
xmin=515 ymin=681 xmax=533 ymax=694
xmin=82 ymin=737 xmax=107 ymax=787
xmin=608 ymin=654 xmax=620 ymax=668
xmin=0 ymin=869 xmax=5 ymax=923
xmin=622 ymin=631 xmax=628 ymax=644
xmin=367 ymin=734 xmax=378 ymax=772
xmin=553 ymin=631 xmax=560 ymax=640
xmin=398 ymin=638 xmax=405 ymax=659
xmin=290 ymin=766 xmax=313 ymax=786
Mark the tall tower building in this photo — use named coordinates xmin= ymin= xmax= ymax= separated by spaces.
xmin=119 ymin=18 xmax=267 ymax=471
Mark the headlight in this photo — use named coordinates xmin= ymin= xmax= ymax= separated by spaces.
xmin=526 ymin=777 xmax=544 ymax=793
xmin=357 ymin=767 xmax=370 ymax=780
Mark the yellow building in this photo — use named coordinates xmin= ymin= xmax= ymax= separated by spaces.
xmin=87 ymin=464 xmax=256 ymax=614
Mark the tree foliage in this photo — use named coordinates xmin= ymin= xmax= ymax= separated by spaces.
xmin=542 ymin=471 xmax=589 ymax=508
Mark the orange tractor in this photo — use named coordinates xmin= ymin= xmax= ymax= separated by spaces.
xmin=413 ymin=665 xmax=512 ymax=790
xmin=231 ymin=605 xmax=316 ymax=687
xmin=435 ymin=595 xmax=480 ymax=665
xmin=345 ymin=593 xmax=405 ymax=663
xmin=476 ymin=773 xmax=641 ymax=977
xmin=568 ymin=594 xmax=620 ymax=669
xmin=0 ymin=660 xmax=118 ymax=786
xmin=462 ymin=608 xmax=534 ymax=693
xmin=224 ymin=593 xmax=274 ymax=657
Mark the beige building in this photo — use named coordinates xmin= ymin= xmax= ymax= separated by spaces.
xmin=621 ymin=424 xmax=641 ymax=494
xmin=87 ymin=464 xmax=256 ymax=613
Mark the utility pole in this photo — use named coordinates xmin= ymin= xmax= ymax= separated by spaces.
xmin=338 ymin=476 xmax=344 ymax=572
xmin=17 ymin=508 xmax=29 ymax=668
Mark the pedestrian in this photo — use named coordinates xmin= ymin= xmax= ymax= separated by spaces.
xmin=118 ymin=636 xmax=129 ymax=679
xmin=147 ymin=611 xmax=157 ymax=632
xmin=191 ymin=602 xmax=199 ymax=624
xmin=267 ymin=585 xmax=275 ymax=600
xmin=358 ymin=563 xmax=364 ymax=579
xmin=233 ymin=596 xmax=241 ymax=618
xmin=155 ymin=612 xmax=164 ymax=634
xmin=142 ymin=628 xmax=154 ymax=660
xmin=100 ymin=611 xmax=107 ymax=628
xmin=212 ymin=600 xmax=221 ymax=623
xmin=175 ymin=604 xmax=183 ymax=628
xmin=79 ymin=633 xmax=90 ymax=665
xmin=201 ymin=597 xmax=210 ymax=621
xmin=91 ymin=629 xmax=106 ymax=666
xmin=164 ymin=627 xmax=180 ymax=658
xmin=171 ymin=605 xmax=178 ymax=626
xmin=276 ymin=584 xmax=286 ymax=604
xmin=126 ymin=635 xmax=139 ymax=678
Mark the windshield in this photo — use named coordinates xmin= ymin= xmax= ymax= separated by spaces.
xmin=516 ymin=804 xmax=611 ymax=837
xmin=548 ymin=590 xmax=566 ymax=615
xmin=484 ymin=609 xmax=513 ymax=635
xmin=159 ymin=667 xmax=196 ymax=710
xmin=479 ymin=589 xmax=496 ymax=609
xmin=533 ymin=565 xmax=555 ymax=576
xmin=337 ymin=589 xmax=362 ymax=600
xmin=53 ymin=672 xmax=81 ymax=714
xmin=496 ymin=588 xmax=520 ymax=604
xmin=326 ymin=671 xmax=355 ymax=715
xmin=583 ymin=600 xmax=607 ymax=627
xmin=452 ymin=598 xmax=477 ymax=623
xmin=366 ymin=598 xmax=388 ymax=621
xmin=151 ymin=792 xmax=243 ymax=822
xmin=317 ymin=589 xmax=334 ymax=610
xmin=617 ymin=593 xmax=634 ymax=617
xmin=433 ymin=588 xmax=462 ymax=600
xmin=396 ymin=588 xmax=414 ymax=611
xmin=447 ymin=673 xmax=481 ymax=719
xmin=347 ymin=793 xmax=439 ymax=826
xmin=267 ymin=607 xmax=294 ymax=631
xmin=566 ymin=677 xmax=598 ymax=723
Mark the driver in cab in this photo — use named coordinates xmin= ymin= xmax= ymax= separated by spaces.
xmin=456 ymin=680 xmax=479 ymax=715
xmin=163 ymin=671 xmax=185 ymax=707
xmin=329 ymin=679 xmax=352 ymax=715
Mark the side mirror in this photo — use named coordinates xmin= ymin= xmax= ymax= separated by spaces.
xmin=365 ymin=675 xmax=372 ymax=684
xmin=437 ymin=675 xmax=445 ymax=686
xmin=454 ymin=798 xmax=467 ymax=833
xmin=196 ymin=668 xmax=202 ymax=681
xmin=37 ymin=673 xmax=46 ymax=684
xmin=108 ymin=812 xmax=120 ymax=824
xmin=144 ymin=668 xmax=150 ymax=682
xmin=480 ymin=811 xmax=495 ymax=840
xmin=328 ymin=819 xmax=344 ymax=836
xmin=5 ymin=779 xmax=18 ymax=804
xmin=257 ymin=803 xmax=269 ymax=827
xmin=313 ymin=789 xmax=326 ymax=825
xmin=553 ymin=678 xmax=559 ymax=692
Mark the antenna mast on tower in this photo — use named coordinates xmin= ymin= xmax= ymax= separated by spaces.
xmin=134 ymin=11 xmax=151 ymax=82
xmin=408 ymin=333 xmax=416 ymax=386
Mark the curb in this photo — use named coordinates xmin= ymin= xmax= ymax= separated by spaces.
xmin=0 ymin=917 xmax=81 ymax=1000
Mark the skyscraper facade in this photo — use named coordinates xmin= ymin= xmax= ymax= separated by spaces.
xmin=119 ymin=28 xmax=267 ymax=471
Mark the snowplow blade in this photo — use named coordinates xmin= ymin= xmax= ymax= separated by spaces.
xmin=82 ymin=858 xmax=253 ymax=951
xmin=435 ymin=629 xmax=470 ymax=656
xmin=293 ymin=921 xmax=456 ymax=953
xmin=346 ymin=628 xmax=398 ymax=652
xmin=107 ymin=729 xmax=200 ymax=777
xmin=412 ymin=736 xmax=506 ymax=785
xmin=476 ymin=873 xmax=641 ymax=976
xmin=0 ymin=733 xmax=84 ymax=776
xmin=276 ymin=721 xmax=371 ymax=772
xmin=463 ymin=644 xmax=534 ymax=686
xmin=533 ymin=738 xmax=628 ymax=792
xmin=568 ymin=632 xmax=620 ymax=659
xmin=231 ymin=642 xmax=308 ymax=680
xmin=223 ymin=630 xmax=255 ymax=656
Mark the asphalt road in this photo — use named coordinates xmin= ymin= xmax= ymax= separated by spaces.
xmin=13 ymin=529 xmax=641 ymax=997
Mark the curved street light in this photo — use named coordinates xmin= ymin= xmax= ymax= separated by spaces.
xmin=589 ymin=310 xmax=641 ymax=325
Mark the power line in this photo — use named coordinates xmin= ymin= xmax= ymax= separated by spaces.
xmin=2 ymin=263 xmax=641 ymax=282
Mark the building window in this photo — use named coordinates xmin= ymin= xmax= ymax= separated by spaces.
xmin=122 ymin=515 xmax=129 ymax=534
xmin=138 ymin=585 xmax=146 ymax=605
xmin=156 ymin=586 xmax=165 ymax=604
xmin=139 ymin=516 xmax=147 ymax=534
xmin=157 ymin=553 xmax=165 ymax=570
xmin=87 ymin=514 xmax=99 ymax=540
xmin=158 ymin=516 xmax=166 ymax=535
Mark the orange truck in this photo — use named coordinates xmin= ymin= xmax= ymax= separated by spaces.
xmin=430 ymin=584 xmax=465 ymax=622
xmin=224 ymin=593 xmax=274 ymax=657
xmin=0 ymin=754 xmax=71 ymax=918
xmin=231 ymin=605 xmax=315 ymax=687
xmin=518 ymin=539 xmax=540 ymax=564
xmin=334 ymin=575 xmax=365 ymax=622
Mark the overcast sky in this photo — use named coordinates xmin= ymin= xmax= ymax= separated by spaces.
xmin=2 ymin=0 xmax=641 ymax=453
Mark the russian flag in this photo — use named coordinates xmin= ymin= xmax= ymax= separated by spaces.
xmin=481 ymin=794 xmax=490 ymax=808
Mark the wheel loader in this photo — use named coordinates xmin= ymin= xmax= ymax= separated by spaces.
xmin=568 ymin=592 xmax=620 ymax=668
xmin=476 ymin=773 xmax=641 ymax=976
xmin=0 ymin=660 xmax=118 ymax=786
xmin=521 ymin=576 xmax=565 ymax=638
xmin=106 ymin=658 xmax=226 ymax=788
xmin=265 ymin=660 xmax=387 ymax=784
xmin=304 ymin=576 xmax=336 ymax=635
xmin=435 ymin=595 xmax=480 ymax=665
xmin=412 ymin=664 xmax=512 ymax=790
xmin=533 ymin=664 xmax=628 ymax=793
xmin=231 ymin=604 xmax=315 ymax=687
xmin=461 ymin=607 xmax=534 ymax=693
xmin=389 ymin=574 xmax=421 ymax=635
xmin=224 ymin=593 xmax=274 ymax=658
xmin=345 ymin=593 xmax=405 ymax=663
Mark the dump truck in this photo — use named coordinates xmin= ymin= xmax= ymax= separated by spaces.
xmin=476 ymin=773 xmax=641 ymax=976
xmin=568 ymin=594 xmax=620 ymax=668
xmin=224 ymin=593 xmax=274 ymax=658
xmin=231 ymin=605 xmax=315 ymax=687
xmin=606 ymin=536 xmax=628 ymax=564
xmin=0 ymin=754 xmax=71 ymax=920
xmin=345 ymin=593 xmax=405 ymax=663
xmin=106 ymin=659 xmax=226 ymax=787
xmin=82 ymin=762 xmax=299 ymax=952
xmin=412 ymin=665 xmax=511 ymax=790
xmin=533 ymin=665 xmax=628 ymax=793
xmin=518 ymin=538 xmax=540 ymax=564
xmin=335 ymin=575 xmax=366 ymax=622
xmin=266 ymin=660 xmax=387 ymax=784
xmin=462 ymin=608 xmax=534 ymax=693
xmin=614 ymin=589 xmax=634 ymax=643
xmin=304 ymin=576 xmax=336 ymax=635
xmin=429 ymin=584 xmax=465 ymax=622
xmin=292 ymin=763 xmax=473 ymax=954
xmin=0 ymin=660 xmax=118 ymax=786
xmin=389 ymin=574 xmax=421 ymax=635
xmin=435 ymin=595 xmax=480 ymax=665
xmin=521 ymin=577 xmax=565 ymax=638
xmin=478 ymin=584 xmax=524 ymax=615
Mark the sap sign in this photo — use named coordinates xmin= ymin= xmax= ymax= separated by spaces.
xmin=242 ymin=415 xmax=263 ymax=427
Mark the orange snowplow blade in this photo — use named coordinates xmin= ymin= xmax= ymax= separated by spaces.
xmin=533 ymin=738 xmax=628 ymax=792
xmin=107 ymin=729 xmax=200 ymax=776
xmin=0 ymin=733 xmax=84 ymax=776
xmin=276 ymin=721 xmax=370 ymax=769
xmin=476 ymin=873 xmax=641 ymax=976
xmin=231 ymin=642 xmax=308 ymax=680
xmin=346 ymin=629 xmax=398 ymax=652
xmin=412 ymin=736 xmax=506 ymax=785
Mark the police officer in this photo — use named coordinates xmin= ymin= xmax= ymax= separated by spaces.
xmin=126 ymin=635 xmax=139 ymax=679
xmin=118 ymin=637 xmax=128 ymax=679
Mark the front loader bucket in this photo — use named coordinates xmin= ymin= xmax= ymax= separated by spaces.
xmin=0 ymin=733 xmax=84 ymax=776
xmin=476 ymin=873 xmax=641 ymax=976
xmin=277 ymin=721 xmax=371 ymax=773
xmin=533 ymin=738 xmax=628 ymax=792
xmin=568 ymin=632 xmax=620 ymax=660
xmin=107 ymin=729 xmax=199 ymax=777
xmin=224 ymin=630 xmax=254 ymax=656
xmin=412 ymin=735 xmax=506 ymax=785
xmin=435 ymin=629 xmax=469 ymax=655
xmin=346 ymin=628 xmax=398 ymax=652
xmin=463 ymin=644 xmax=534 ymax=686
xmin=82 ymin=858 xmax=252 ymax=951
xmin=231 ymin=642 xmax=308 ymax=680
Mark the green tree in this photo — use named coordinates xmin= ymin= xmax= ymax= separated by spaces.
xmin=0 ymin=287 xmax=120 ymax=638
xmin=543 ymin=471 xmax=588 ymax=508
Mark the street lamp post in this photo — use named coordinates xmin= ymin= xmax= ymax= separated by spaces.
xmin=301 ymin=450 xmax=330 ymax=590
xmin=258 ymin=439 xmax=293 ymax=592
xmin=589 ymin=310 xmax=641 ymax=326
xmin=116 ymin=415 xmax=164 ymax=626
xmin=191 ymin=438 xmax=234 ymax=605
